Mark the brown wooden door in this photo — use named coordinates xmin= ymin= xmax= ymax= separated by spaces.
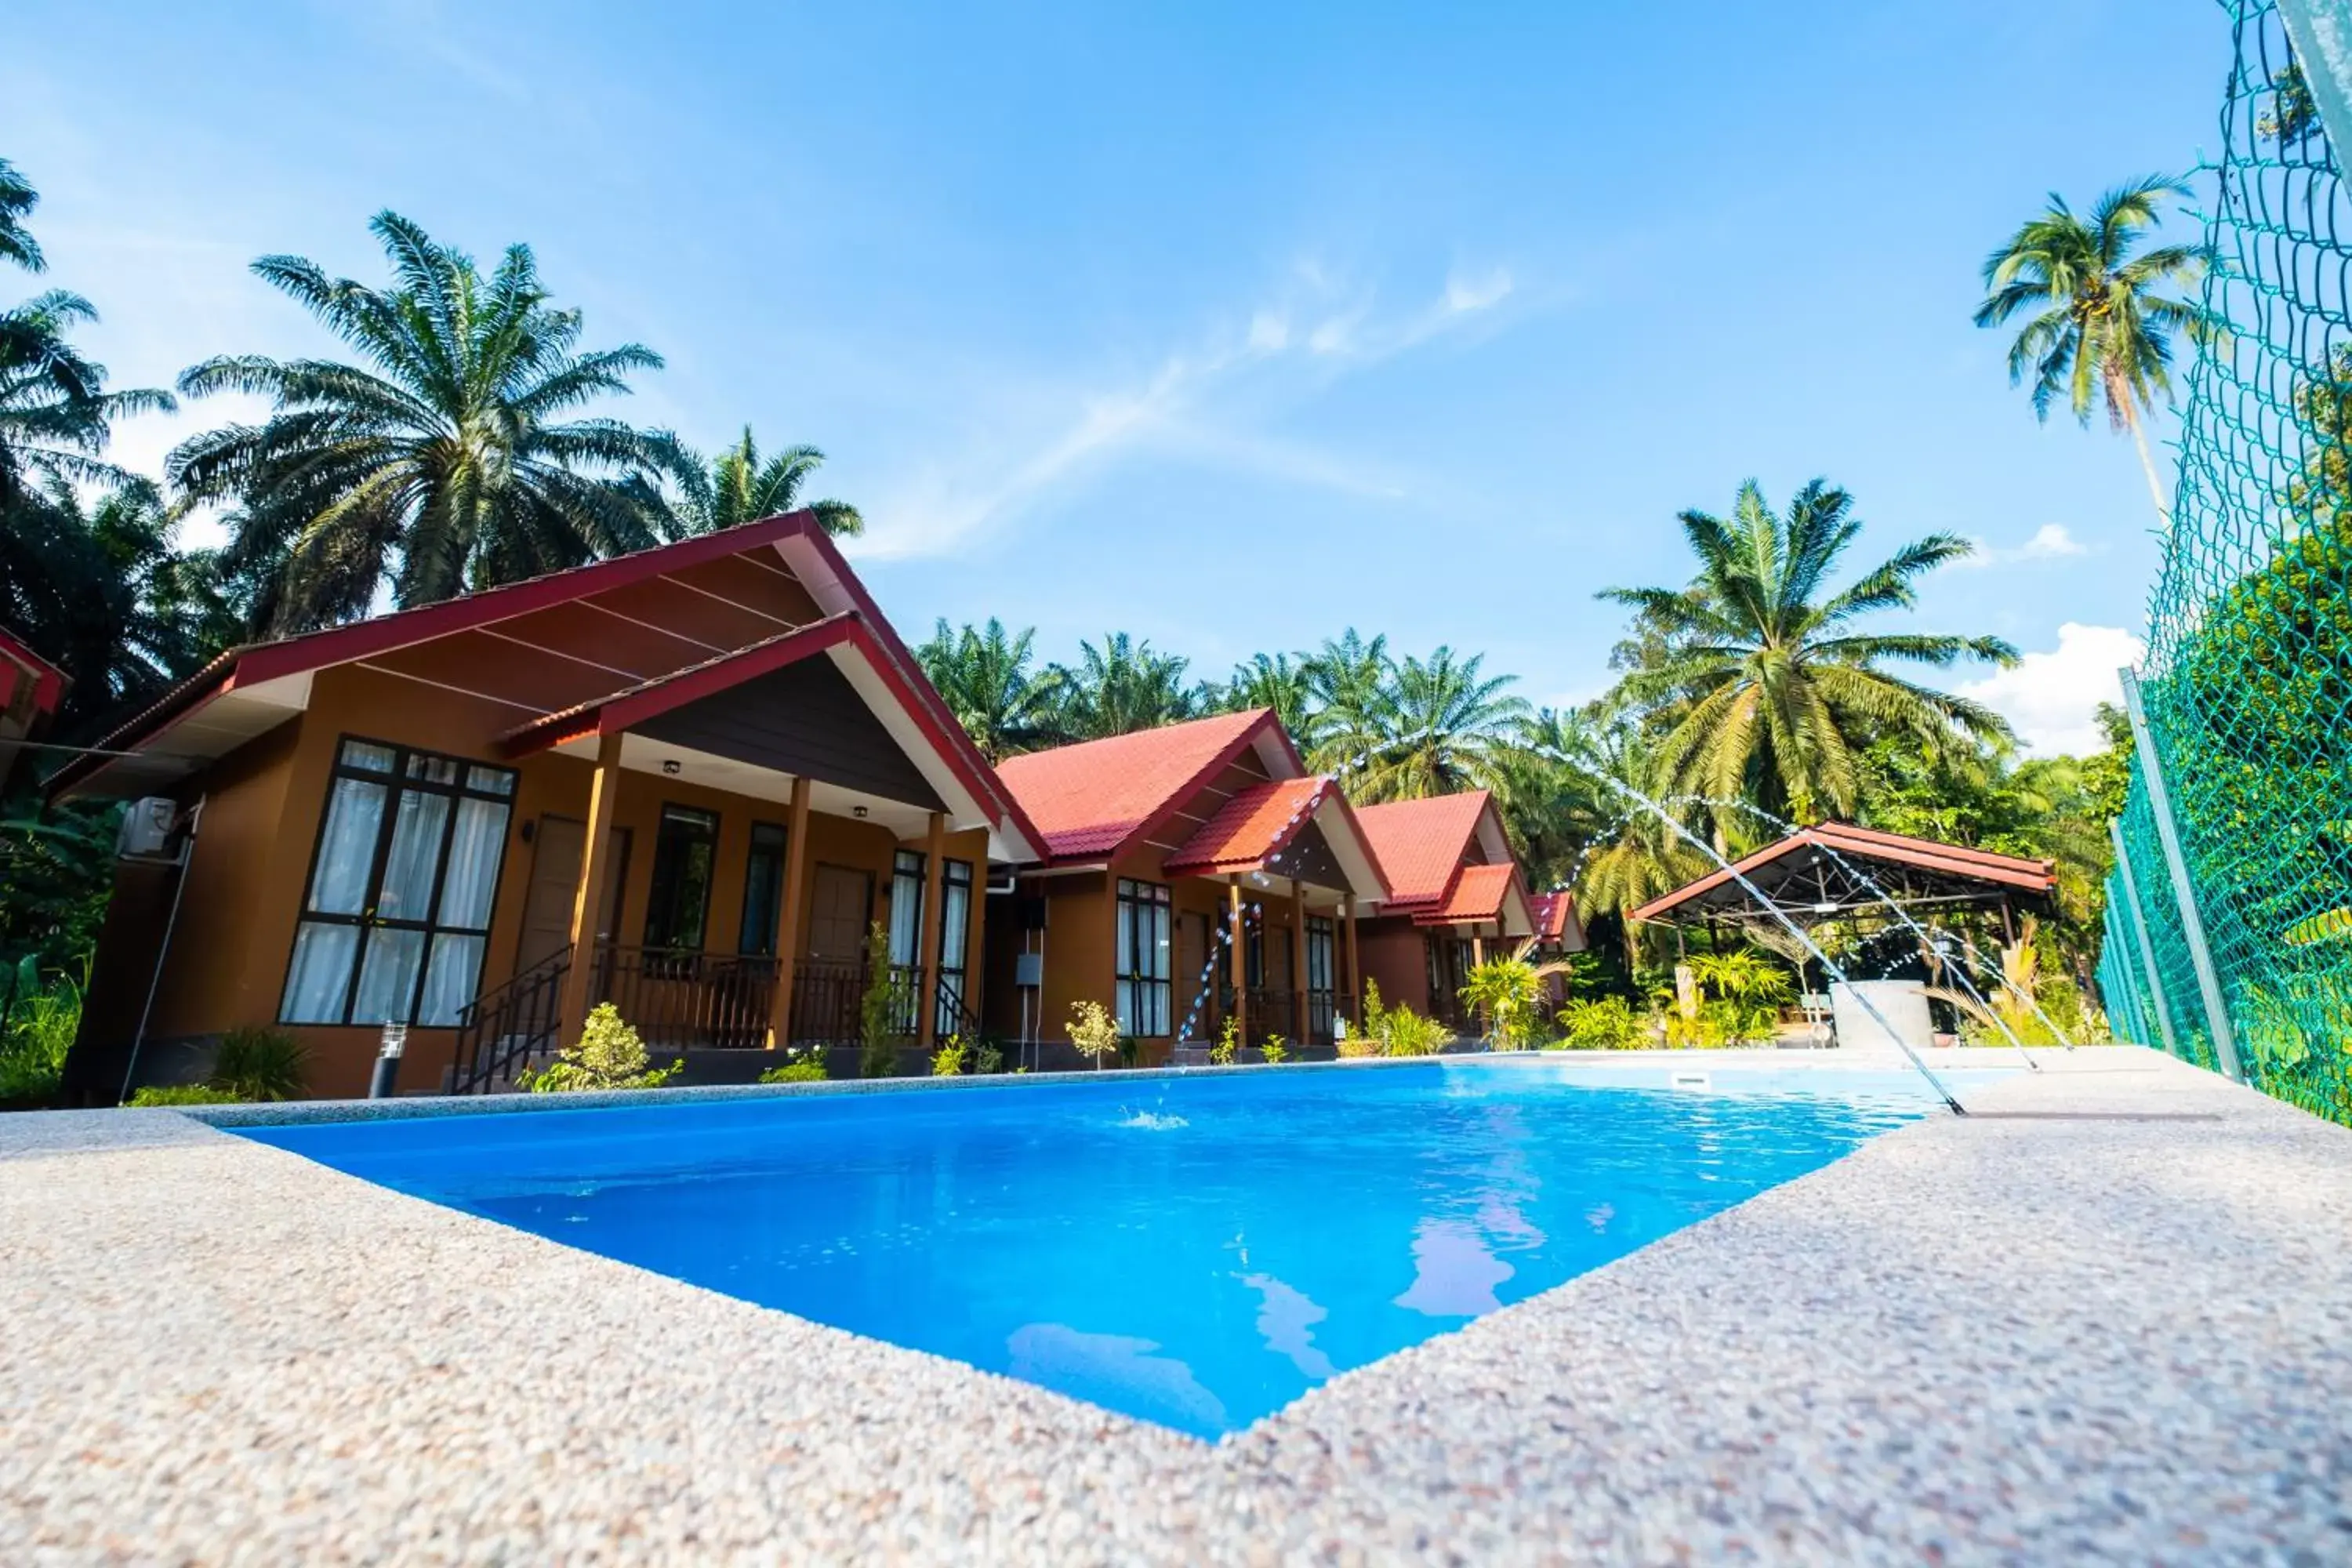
xmin=804 ymin=864 xmax=873 ymax=964
xmin=515 ymin=816 xmax=630 ymax=975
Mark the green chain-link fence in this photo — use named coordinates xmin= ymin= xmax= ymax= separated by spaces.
xmin=2098 ymin=0 xmax=2352 ymax=1125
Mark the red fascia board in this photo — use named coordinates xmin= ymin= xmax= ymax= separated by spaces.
xmin=45 ymin=647 xmax=246 ymax=800
xmin=1116 ymin=710 xmax=1294 ymax=866
xmin=1628 ymin=826 xmax=2052 ymax=923
xmin=0 ymin=626 xmax=68 ymax=718
xmin=781 ymin=521 xmax=1045 ymax=855
xmin=1319 ymin=789 xmax=1395 ymax=902
xmin=1811 ymin=820 xmax=2055 ymax=880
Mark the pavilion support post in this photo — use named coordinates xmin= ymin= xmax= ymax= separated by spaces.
xmin=557 ymin=731 xmax=626 ymax=1047
xmin=1290 ymin=880 xmax=1309 ymax=1045
xmin=766 ymin=775 xmax=812 ymax=1051
xmin=1472 ymin=932 xmax=1486 ymax=967
xmin=916 ymin=811 xmax=946 ymax=1048
xmin=1229 ymin=879 xmax=1248 ymax=1048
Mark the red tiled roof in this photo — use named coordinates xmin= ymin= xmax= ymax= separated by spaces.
xmin=995 ymin=709 xmax=1286 ymax=861
xmin=1414 ymin=861 xmax=1522 ymax=925
xmin=1530 ymin=891 xmax=1574 ymax=942
xmin=0 ymin=624 xmax=67 ymax=720
xmin=1163 ymin=776 xmax=1329 ymax=875
xmin=1628 ymin=821 xmax=2056 ymax=924
xmin=1352 ymin=791 xmax=1494 ymax=907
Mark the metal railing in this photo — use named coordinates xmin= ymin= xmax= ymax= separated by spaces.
xmin=597 ymin=946 xmax=784 ymax=1051
xmin=449 ymin=949 xmax=570 ymax=1094
xmin=787 ymin=957 xmax=873 ymax=1047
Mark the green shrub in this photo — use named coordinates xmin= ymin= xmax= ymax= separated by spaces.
xmin=0 ymin=958 xmax=82 ymax=1104
xmin=1066 ymin=1000 xmax=1121 ymax=1069
xmin=1209 ymin=1014 xmax=1240 ymax=1065
xmin=858 ymin=921 xmax=900 ymax=1079
xmin=1458 ymin=958 xmax=1543 ymax=1049
xmin=932 ymin=1034 xmax=968 ymax=1076
xmin=129 ymin=1083 xmax=240 ymax=1106
xmin=1361 ymin=983 xmax=1447 ymax=1057
xmin=1552 ymin=995 xmax=1649 ymax=1050
xmin=210 ymin=1026 xmax=310 ymax=1101
xmin=1259 ymin=1034 xmax=1288 ymax=1065
xmin=521 ymin=1004 xmax=681 ymax=1092
xmin=975 ymin=1042 xmax=1004 ymax=1075
xmin=757 ymin=1058 xmax=829 ymax=1084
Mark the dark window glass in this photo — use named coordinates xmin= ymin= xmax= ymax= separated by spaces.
xmin=738 ymin=822 xmax=788 ymax=956
xmin=643 ymin=805 xmax=719 ymax=952
xmin=280 ymin=737 xmax=516 ymax=1027
xmin=1115 ymin=878 xmax=1172 ymax=1037
xmin=888 ymin=850 xmax=925 ymax=967
xmin=937 ymin=860 xmax=974 ymax=1015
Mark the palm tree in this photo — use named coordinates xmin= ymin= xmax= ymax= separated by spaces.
xmin=1487 ymin=706 xmax=1611 ymax=890
xmin=1 ymin=158 xmax=45 ymax=273
xmin=169 ymin=212 xmax=694 ymax=634
xmin=1573 ymin=725 xmax=1709 ymax=971
xmin=1301 ymin=628 xmax=1393 ymax=775
xmin=1599 ymin=479 xmax=2016 ymax=831
xmin=1974 ymin=176 xmax=2212 ymax=518
xmin=913 ymin=619 xmax=1069 ymax=761
xmin=666 ymin=426 xmax=861 ymax=539
xmin=1348 ymin=647 xmax=1529 ymax=801
xmin=1225 ymin=652 xmax=1317 ymax=746
xmin=1 ymin=290 xmax=173 ymax=514
xmin=1053 ymin=633 xmax=1206 ymax=739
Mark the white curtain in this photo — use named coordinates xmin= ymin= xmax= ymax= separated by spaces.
xmin=417 ymin=934 xmax=485 ymax=1026
xmin=280 ymin=922 xmax=358 ymax=1022
xmin=435 ymin=797 xmax=508 ymax=929
xmin=307 ymin=779 xmax=384 ymax=915
xmin=350 ymin=927 xmax=425 ymax=1025
xmin=376 ymin=791 xmax=450 ymax=920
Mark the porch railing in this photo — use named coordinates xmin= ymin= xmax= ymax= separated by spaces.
xmin=788 ymin=957 xmax=873 ymax=1047
xmin=449 ymin=949 xmax=570 ymax=1094
xmin=935 ymin=971 xmax=982 ymax=1044
xmin=597 ymin=946 xmax=784 ymax=1051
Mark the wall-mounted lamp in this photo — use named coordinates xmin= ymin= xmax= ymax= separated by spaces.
xmin=852 ymin=804 xmax=869 ymax=819
xmin=662 ymin=760 xmax=682 ymax=776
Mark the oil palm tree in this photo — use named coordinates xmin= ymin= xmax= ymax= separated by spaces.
xmin=169 ymin=212 xmax=694 ymax=634
xmin=1 ymin=289 xmax=173 ymax=514
xmin=1487 ymin=706 xmax=1611 ymax=890
xmin=1573 ymin=725 xmax=1710 ymax=971
xmin=1974 ymin=176 xmax=2213 ymax=519
xmin=1053 ymin=633 xmax=1206 ymax=739
xmin=1 ymin=158 xmax=45 ymax=273
xmin=1301 ymin=628 xmax=1393 ymax=775
xmin=1600 ymin=479 xmax=2016 ymax=832
xmin=665 ymin=426 xmax=861 ymax=539
xmin=913 ymin=618 xmax=1069 ymax=761
xmin=1225 ymin=652 xmax=1317 ymax=746
xmin=1348 ymin=647 xmax=1529 ymax=801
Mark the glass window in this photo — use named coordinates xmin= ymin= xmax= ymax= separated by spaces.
xmin=888 ymin=849 xmax=925 ymax=969
xmin=279 ymin=738 xmax=515 ymax=1026
xmin=937 ymin=860 xmax=973 ymax=1014
xmin=1307 ymin=916 xmax=1334 ymax=992
xmin=642 ymin=805 xmax=719 ymax=953
xmin=739 ymin=822 xmax=788 ymax=956
xmin=1114 ymin=878 xmax=1172 ymax=1038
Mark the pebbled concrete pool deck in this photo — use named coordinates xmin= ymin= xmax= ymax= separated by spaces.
xmin=3 ymin=1047 xmax=2348 ymax=1564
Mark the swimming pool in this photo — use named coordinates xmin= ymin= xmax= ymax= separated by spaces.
xmin=240 ymin=1060 xmax=1979 ymax=1438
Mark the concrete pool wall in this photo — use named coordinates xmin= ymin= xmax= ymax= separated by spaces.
xmin=5 ymin=1045 xmax=2349 ymax=1563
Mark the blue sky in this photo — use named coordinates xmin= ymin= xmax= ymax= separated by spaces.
xmin=9 ymin=1 xmax=2222 ymax=752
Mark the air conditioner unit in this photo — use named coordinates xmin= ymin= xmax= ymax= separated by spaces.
xmin=116 ymin=797 xmax=178 ymax=859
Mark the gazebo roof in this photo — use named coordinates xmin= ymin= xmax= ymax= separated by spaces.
xmin=1628 ymin=822 xmax=2056 ymax=930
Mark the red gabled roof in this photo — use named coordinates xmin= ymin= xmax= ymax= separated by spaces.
xmin=1163 ymin=776 xmax=1330 ymax=876
xmin=1352 ymin=791 xmax=1496 ymax=908
xmin=1530 ymin=891 xmax=1575 ymax=942
xmin=995 ymin=709 xmax=1294 ymax=862
xmin=1413 ymin=861 xmax=1524 ymax=926
xmin=1628 ymin=820 xmax=2056 ymax=924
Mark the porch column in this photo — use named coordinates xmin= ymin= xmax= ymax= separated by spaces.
xmin=1290 ymin=879 xmax=1309 ymax=1045
xmin=1341 ymin=896 xmax=1361 ymax=1025
xmin=1228 ymin=878 xmax=1247 ymax=1047
xmin=557 ymin=730 xmax=626 ymax=1047
xmin=1472 ymin=931 xmax=1486 ymax=966
xmin=916 ymin=810 xmax=947 ymax=1047
xmin=766 ymin=775 xmax=813 ymax=1049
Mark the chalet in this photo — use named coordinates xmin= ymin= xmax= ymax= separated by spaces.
xmin=1351 ymin=790 xmax=1539 ymax=1033
xmin=51 ymin=514 xmax=1041 ymax=1099
xmin=988 ymin=710 xmax=1389 ymax=1065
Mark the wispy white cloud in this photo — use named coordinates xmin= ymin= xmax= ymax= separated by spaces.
xmin=851 ymin=262 xmax=1519 ymax=561
xmin=1957 ymin=522 xmax=2089 ymax=568
xmin=1958 ymin=622 xmax=2144 ymax=755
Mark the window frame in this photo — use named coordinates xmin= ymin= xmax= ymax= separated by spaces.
xmin=737 ymin=820 xmax=789 ymax=956
xmin=1114 ymin=877 xmax=1174 ymax=1038
xmin=278 ymin=735 xmax=517 ymax=1029
xmin=641 ymin=803 xmax=721 ymax=954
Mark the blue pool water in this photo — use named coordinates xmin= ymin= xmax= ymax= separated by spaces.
xmin=241 ymin=1060 xmax=1985 ymax=1437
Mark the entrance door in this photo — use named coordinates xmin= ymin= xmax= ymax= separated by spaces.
xmin=515 ymin=816 xmax=630 ymax=975
xmin=805 ymin=864 xmax=873 ymax=964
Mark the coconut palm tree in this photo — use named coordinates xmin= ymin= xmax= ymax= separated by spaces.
xmin=1974 ymin=176 xmax=2212 ymax=518
xmin=1224 ymin=652 xmax=1318 ymax=746
xmin=665 ymin=426 xmax=861 ymax=539
xmin=1347 ymin=647 xmax=1529 ymax=801
xmin=1 ymin=158 xmax=45 ymax=273
xmin=169 ymin=212 xmax=695 ymax=634
xmin=1599 ymin=479 xmax=2016 ymax=832
xmin=1053 ymin=633 xmax=1206 ymax=739
xmin=913 ymin=618 xmax=1069 ymax=761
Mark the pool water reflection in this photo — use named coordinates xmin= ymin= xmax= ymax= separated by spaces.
xmin=240 ymin=1060 xmax=1965 ymax=1437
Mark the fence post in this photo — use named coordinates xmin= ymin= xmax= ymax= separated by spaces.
xmin=2118 ymin=668 xmax=2245 ymax=1082
xmin=2107 ymin=820 xmax=2180 ymax=1059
